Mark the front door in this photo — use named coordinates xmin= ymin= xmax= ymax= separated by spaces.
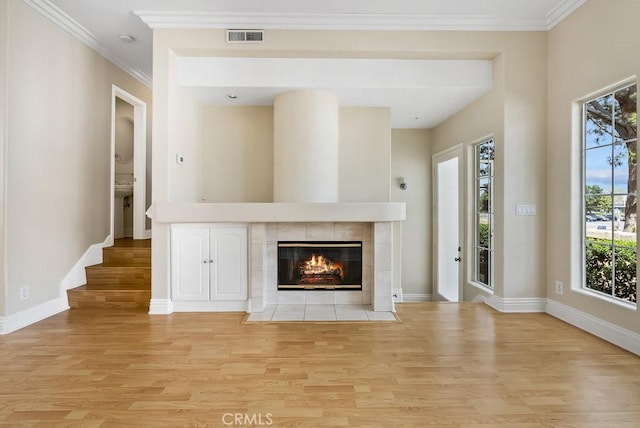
xmin=433 ymin=145 xmax=463 ymax=302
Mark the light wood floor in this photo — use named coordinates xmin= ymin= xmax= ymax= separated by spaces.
xmin=1 ymin=303 xmax=640 ymax=427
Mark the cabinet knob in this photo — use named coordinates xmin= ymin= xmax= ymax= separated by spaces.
xmin=203 ymin=260 xmax=208 ymax=264
xmin=209 ymin=259 xmax=214 ymax=263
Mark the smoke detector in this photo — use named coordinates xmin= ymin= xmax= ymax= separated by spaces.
xmin=119 ymin=34 xmax=135 ymax=44
xmin=226 ymin=29 xmax=264 ymax=44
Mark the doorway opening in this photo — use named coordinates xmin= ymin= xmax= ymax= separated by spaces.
xmin=433 ymin=145 xmax=463 ymax=302
xmin=110 ymin=86 xmax=148 ymax=243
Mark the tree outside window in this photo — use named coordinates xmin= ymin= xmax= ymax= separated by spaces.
xmin=474 ymin=139 xmax=494 ymax=289
xmin=583 ymin=83 xmax=637 ymax=303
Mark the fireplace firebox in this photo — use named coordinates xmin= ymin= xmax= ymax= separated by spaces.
xmin=278 ymin=241 xmax=362 ymax=290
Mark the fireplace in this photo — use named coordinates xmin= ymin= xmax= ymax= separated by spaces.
xmin=278 ymin=241 xmax=363 ymax=290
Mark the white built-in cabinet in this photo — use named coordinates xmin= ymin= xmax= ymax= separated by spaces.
xmin=171 ymin=225 xmax=248 ymax=307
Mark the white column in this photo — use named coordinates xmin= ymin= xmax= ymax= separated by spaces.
xmin=249 ymin=223 xmax=267 ymax=312
xmin=373 ymin=222 xmax=394 ymax=312
xmin=273 ymin=90 xmax=339 ymax=203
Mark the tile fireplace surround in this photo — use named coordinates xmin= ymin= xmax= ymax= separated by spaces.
xmin=150 ymin=202 xmax=405 ymax=314
xmin=250 ymin=222 xmax=394 ymax=313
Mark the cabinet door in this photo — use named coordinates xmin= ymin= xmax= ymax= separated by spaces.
xmin=171 ymin=228 xmax=210 ymax=301
xmin=210 ymin=227 xmax=248 ymax=301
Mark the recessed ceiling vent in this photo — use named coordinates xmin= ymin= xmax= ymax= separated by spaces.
xmin=226 ymin=29 xmax=264 ymax=44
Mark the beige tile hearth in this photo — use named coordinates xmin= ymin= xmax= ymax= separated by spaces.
xmin=271 ymin=304 xmax=305 ymax=321
xmin=335 ymin=304 xmax=369 ymax=320
xmin=304 ymin=304 xmax=336 ymax=321
xmin=245 ymin=304 xmax=397 ymax=322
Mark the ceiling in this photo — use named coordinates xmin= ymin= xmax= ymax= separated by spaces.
xmin=178 ymin=57 xmax=493 ymax=128
xmin=25 ymin=0 xmax=587 ymax=128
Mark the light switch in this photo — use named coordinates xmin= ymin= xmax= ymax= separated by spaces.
xmin=516 ymin=204 xmax=536 ymax=216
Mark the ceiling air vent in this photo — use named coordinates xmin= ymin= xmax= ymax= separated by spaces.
xmin=226 ymin=29 xmax=264 ymax=44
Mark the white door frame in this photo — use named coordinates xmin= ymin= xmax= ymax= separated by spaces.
xmin=110 ymin=85 xmax=147 ymax=243
xmin=432 ymin=144 xmax=464 ymax=302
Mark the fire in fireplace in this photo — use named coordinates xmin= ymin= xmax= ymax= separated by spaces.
xmin=278 ymin=241 xmax=362 ymax=290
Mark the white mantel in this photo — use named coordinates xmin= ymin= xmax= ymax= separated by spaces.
xmin=149 ymin=203 xmax=404 ymax=315
xmin=149 ymin=202 xmax=406 ymax=223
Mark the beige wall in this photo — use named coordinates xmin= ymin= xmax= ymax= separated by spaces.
xmin=168 ymin=59 xmax=203 ymax=204
xmin=433 ymin=55 xmax=505 ymax=301
xmin=195 ymin=105 xmax=392 ymax=204
xmin=339 ymin=107 xmax=391 ymax=202
xmin=202 ymin=106 xmax=273 ymax=202
xmin=274 ymin=90 xmax=340 ymax=203
xmin=432 ymin=32 xmax=547 ymax=302
xmin=2 ymin=0 xmax=152 ymax=315
xmin=502 ymin=39 xmax=548 ymax=300
xmin=152 ymin=28 xmax=549 ymax=304
xmin=547 ymin=0 xmax=640 ymax=332
xmin=0 ymin=1 xmax=7 ymax=316
xmin=391 ymin=129 xmax=432 ymax=296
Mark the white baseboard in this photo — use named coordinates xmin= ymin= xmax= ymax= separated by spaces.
xmin=403 ymin=293 xmax=432 ymax=302
xmin=172 ymin=300 xmax=249 ymax=312
xmin=250 ymin=298 xmax=269 ymax=313
xmin=485 ymin=295 xmax=546 ymax=313
xmin=2 ymin=237 xmax=107 ymax=334
xmin=546 ymin=299 xmax=640 ymax=356
xmin=148 ymin=299 xmax=173 ymax=314
xmin=471 ymin=294 xmax=488 ymax=303
xmin=60 ymin=237 xmax=107 ymax=292
xmin=483 ymin=296 xmax=640 ymax=356
xmin=0 ymin=296 xmax=69 ymax=335
xmin=144 ymin=229 xmax=152 ymax=239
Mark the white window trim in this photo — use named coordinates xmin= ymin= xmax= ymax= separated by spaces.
xmin=578 ymin=78 xmax=638 ymax=306
xmin=472 ymin=137 xmax=495 ymax=290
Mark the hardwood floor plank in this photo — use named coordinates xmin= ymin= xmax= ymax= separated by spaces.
xmin=1 ymin=303 xmax=640 ymax=426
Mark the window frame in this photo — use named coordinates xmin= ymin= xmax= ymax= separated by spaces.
xmin=580 ymin=81 xmax=638 ymax=306
xmin=472 ymin=138 xmax=495 ymax=290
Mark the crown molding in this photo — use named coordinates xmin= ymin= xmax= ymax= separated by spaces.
xmin=135 ymin=11 xmax=549 ymax=32
xmin=23 ymin=0 xmax=152 ymax=88
xmin=546 ymin=0 xmax=588 ymax=29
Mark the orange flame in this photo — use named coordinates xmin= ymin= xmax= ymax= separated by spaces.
xmin=300 ymin=253 xmax=344 ymax=278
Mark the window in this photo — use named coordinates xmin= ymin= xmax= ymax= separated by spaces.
xmin=583 ymin=82 xmax=637 ymax=304
xmin=473 ymin=138 xmax=494 ymax=289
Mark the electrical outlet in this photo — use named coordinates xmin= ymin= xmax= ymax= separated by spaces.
xmin=176 ymin=154 xmax=185 ymax=165
xmin=555 ymin=280 xmax=564 ymax=295
xmin=20 ymin=286 xmax=29 ymax=300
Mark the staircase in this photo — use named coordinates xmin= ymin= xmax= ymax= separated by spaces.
xmin=67 ymin=239 xmax=151 ymax=310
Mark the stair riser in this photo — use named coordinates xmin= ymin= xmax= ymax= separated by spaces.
xmin=69 ymin=239 xmax=151 ymax=310
xmin=68 ymin=289 xmax=150 ymax=310
xmin=103 ymin=248 xmax=151 ymax=266
xmin=86 ymin=266 xmax=150 ymax=286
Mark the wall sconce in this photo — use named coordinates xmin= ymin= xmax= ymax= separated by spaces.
xmin=399 ymin=177 xmax=407 ymax=190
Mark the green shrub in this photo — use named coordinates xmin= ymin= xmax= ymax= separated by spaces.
xmin=585 ymin=238 xmax=637 ymax=303
xmin=478 ymin=223 xmax=489 ymax=248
